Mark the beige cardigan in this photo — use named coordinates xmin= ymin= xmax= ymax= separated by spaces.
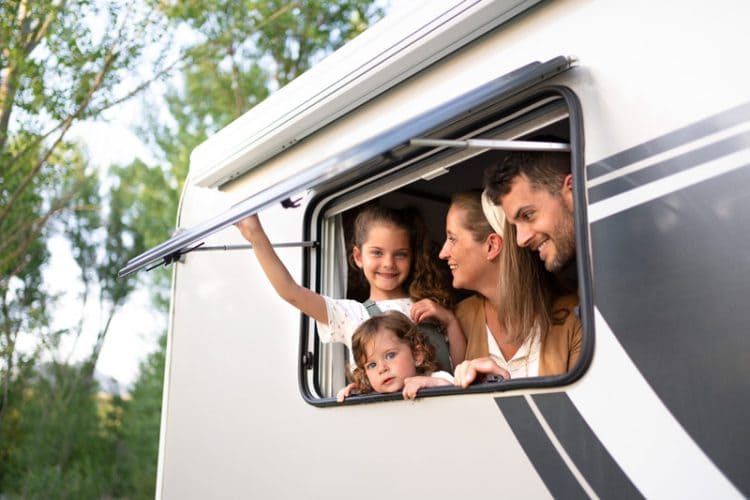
xmin=455 ymin=294 xmax=582 ymax=376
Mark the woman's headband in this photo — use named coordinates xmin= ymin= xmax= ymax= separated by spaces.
xmin=481 ymin=189 xmax=506 ymax=235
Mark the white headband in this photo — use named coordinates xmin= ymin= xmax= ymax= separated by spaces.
xmin=481 ymin=189 xmax=506 ymax=235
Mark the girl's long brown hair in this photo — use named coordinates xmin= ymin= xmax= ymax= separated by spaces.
xmin=348 ymin=311 xmax=438 ymax=394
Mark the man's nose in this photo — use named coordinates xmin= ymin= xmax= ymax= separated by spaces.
xmin=516 ymin=224 xmax=533 ymax=247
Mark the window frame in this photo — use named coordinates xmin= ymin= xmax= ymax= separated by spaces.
xmin=298 ymin=85 xmax=593 ymax=407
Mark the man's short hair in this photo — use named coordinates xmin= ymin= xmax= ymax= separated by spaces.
xmin=484 ymin=151 xmax=571 ymax=202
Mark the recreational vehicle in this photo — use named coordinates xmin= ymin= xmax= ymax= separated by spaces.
xmin=120 ymin=0 xmax=750 ymax=497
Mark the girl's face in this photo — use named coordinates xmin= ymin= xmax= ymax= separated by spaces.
xmin=362 ymin=328 xmax=421 ymax=393
xmin=352 ymin=223 xmax=412 ymax=301
xmin=439 ymin=205 xmax=492 ymax=291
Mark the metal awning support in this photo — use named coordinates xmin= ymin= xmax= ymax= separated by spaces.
xmin=118 ymin=55 xmax=576 ymax=278
xmin=410 ymin=138 xmax=570 ymax=152
xmin=142 ymin=241 xmax=319 ymax=272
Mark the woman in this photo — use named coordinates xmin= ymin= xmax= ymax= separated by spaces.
xmin=412 ymin=190 xmax=581 ymax=383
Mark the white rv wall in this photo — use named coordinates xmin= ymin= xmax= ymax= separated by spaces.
xmin=159 ymin=0 xmax=750 ymax=497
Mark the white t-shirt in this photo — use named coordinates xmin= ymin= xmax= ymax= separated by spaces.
xmin=486 ymin=326 xmax=541 ymax=379
xmin=316 ymin=296 xmax=414 ymax=350
xmin=430 ymin=370 xmax=454 ymax=384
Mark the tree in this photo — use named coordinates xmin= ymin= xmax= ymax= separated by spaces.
xmin=0 ymin=0 xmax=173 ymax=496
xmin=0 ymin=0 xmax=172 ymax=417
xmin=0 ymin=0 xmax=386 ymax=496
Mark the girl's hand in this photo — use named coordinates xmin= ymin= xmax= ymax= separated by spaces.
xmin=402 ymin=375 xmax=451 ymax=400
xmin=410 ymin=298 xmax=453 ymax=325
xmin=336 ymin=382 xmax=357 ymax=403
xmin=453 ymin=357 xmax=510 ymax=388
xmin=234 ymin=214 xmax=262 ymax=243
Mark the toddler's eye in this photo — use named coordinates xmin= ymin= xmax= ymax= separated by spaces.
xmin=366 ymin=362 xmax=377 ymax=370
xmin=385 ymin=351 xmax=397 ymax=360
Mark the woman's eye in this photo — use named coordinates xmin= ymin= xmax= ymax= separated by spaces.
xmin=395 ymin=252 xmax=408 ymax=259
xmin=522 ymin=211 xmax=534 ymax=222
xmin=371 ymin=250 xmax=382 ymax=256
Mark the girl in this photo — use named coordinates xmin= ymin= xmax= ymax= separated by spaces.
xmin=336 ymin=311 xmax=453 ymax=401
xmin=234 ymin=204 xmax=464 ymax=367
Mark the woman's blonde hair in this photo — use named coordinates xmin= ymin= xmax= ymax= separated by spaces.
xmin=448 ymin=190 xmax=551 ymax=345
xmin=348 ymin=311 xmax=437 ymax=394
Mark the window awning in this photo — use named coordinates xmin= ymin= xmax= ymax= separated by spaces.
xmin=118 ymin=55 xmax=575 ymax=278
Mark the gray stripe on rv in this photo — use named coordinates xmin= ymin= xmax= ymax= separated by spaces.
xmin=586 ymin=101 xmax=750 ymax=180
xmin=495 ymin=396 xmax=589 ymax=499
xmin=587 ymin=130 xmax=750 ymax=204
xmin=590 ymin=166 xmax=750 ymax=495
xmin=532 ymin=393 xmax=643 ymax=499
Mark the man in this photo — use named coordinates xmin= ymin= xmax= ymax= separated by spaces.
xmin=453 ymin=151 xmax=582 ymax=387
xmin=483 ymin=151 xmax=577 ymax=291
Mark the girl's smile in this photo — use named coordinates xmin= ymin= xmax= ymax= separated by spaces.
xmin=352 ymin=223 xmax=412 ymax=301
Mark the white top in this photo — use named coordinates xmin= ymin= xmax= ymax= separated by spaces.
xmin=316 ymin=296 xmax=414 ymax=349
xmin=430 ymin=370 xmax=454 ymax=384
xmin=486 ymin=326 xmax=541 ymax=379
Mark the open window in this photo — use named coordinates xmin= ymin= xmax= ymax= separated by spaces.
xmin=302 ymin=90 xmax=591 ymax=406
xmin=118 ymin=56 xmax=592 ymax=406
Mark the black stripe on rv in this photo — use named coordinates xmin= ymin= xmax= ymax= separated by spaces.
xmin=587 ymin=129 xmax=750 ymax=204
xmin=586 ymin=100 xmax=750 ymax=180
xmin=532 ymin=393 xmax=643 ymax=500
xmin=494 ymin=396 xmax=589 ymax=499
xmin=590 ymin=163 xmax=750 ymax=495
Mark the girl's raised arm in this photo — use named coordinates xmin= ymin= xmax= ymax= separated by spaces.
xmin=235 ymin=214 xmax=328 ymax=324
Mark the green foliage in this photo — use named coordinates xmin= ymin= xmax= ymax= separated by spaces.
xmin=0 ymin=0 xmax=385 ymax=497
xmin=116 ymin=333 xmax=167 ymax=499
xmin=0 ymin=362 xmax=120 ymax=498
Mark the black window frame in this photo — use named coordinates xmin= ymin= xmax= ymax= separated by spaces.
xmin=298 ymin=85 xmax=593 ymax=407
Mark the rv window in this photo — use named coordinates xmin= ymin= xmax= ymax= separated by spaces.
xmin=300 ymin=89 xmax=591 ymax=406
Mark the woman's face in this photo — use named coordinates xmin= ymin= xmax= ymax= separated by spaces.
xmin=439 ymin=205 xmax=492 ymax=291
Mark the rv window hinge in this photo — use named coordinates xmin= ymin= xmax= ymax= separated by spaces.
xmin=301 ymin=351 xmax=314 ymax=370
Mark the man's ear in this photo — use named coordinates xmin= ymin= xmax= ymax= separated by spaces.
xmin=561 ymin=173 xmax=574 ymax=211
xmin=352 ymin=246 xmax=363 ymax=268
xmin=486 ymin=233 xmax=503 ymax=261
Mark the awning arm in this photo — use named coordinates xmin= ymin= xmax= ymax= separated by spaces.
xmin=410 ymin=138 xmax=570 ymax=152
xmin=141 ymin=240 xmax=319 ymax=273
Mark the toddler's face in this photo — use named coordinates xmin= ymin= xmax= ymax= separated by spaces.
xmin=362 ymin=328 xmax=419 ymax=393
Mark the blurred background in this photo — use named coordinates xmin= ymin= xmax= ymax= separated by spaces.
xmin=0 ymin=0 xmax=394 ymax=496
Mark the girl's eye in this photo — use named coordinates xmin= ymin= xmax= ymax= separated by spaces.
xmin=370 ymin=250 xmax=383 ymax=256
xmin=394 ymin=252 xmax=408 ymax=259
xmin=366 ymin=362 xmax=377 ymax=370
xmin=385 ymin=351 xmax=397 ymax=360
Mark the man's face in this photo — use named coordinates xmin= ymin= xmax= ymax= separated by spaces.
xmin=500 ymin=173 xmax=575 ymax=272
